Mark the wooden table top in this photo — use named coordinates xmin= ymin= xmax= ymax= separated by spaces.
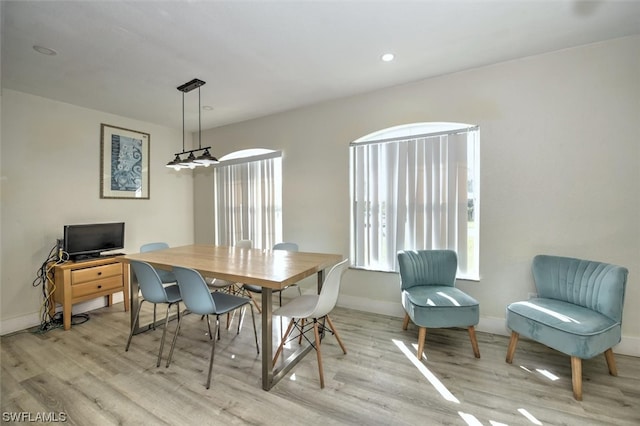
xmin=121 ymin=244 xmax=344 ymax=290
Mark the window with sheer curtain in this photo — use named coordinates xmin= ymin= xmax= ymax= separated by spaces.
xmin=350 ymin=123 xmax=480 ymax=279
xmin=213 ymin=149 xmax=282 ymax=250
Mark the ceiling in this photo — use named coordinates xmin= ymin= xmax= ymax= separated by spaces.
xmin=2 ymin=1 xmax=639 ymax=131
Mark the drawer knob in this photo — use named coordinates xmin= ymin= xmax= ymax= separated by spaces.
xmin=98 ymin=285 xmax=102 ymax=289
xmin=97 ymin=272 xmax=102 ymax=276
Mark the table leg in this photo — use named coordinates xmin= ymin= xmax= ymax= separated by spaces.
xmin=261 ymin=288 xmax=273 ymax=390
xmin=317 ymin=269 xmax=325 ymax=292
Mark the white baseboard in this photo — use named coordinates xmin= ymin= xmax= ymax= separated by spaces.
xmin=0 ymin=293 xmax=124 ymax=336
xmin=337 ymin=295 xmax=640 ymax=358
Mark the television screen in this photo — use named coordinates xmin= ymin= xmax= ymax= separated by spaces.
xmin=63 ymin=222 xmax=125 ymax=260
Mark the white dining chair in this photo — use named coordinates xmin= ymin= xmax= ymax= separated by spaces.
xmin=272 ymin=258 xmax=349 ymax=388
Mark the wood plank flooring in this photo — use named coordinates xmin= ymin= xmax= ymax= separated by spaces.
xmin=2 ymin=302 xmax=639 ymax=425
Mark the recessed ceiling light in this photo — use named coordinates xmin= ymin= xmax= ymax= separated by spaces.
xmin=202 ymin=105 xmax=214 ymax=111
xmin=33 ymin=45 xmax=58 ymax=56
xmin=381 ymin=53 xmax=395 ymax=62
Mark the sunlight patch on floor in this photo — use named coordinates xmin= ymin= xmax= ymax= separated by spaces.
xmin=518 ymin=408 xmax=543 ymax=425
xmin=392 ymin=339 xmax=459 ymax=403
xmin=536 ymin=368 xmax=559 ymax=381
xmin=520 ymin=365 xmax=559 ymax=381
xmin=459 ymin=411 xmax=483 ymax=425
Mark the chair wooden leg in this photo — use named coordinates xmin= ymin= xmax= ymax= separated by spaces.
xmin=506 ymin=331 xmax=519 ymax=363
xmin=417 ymin=327 xmax=426 ymax=360
xmin=468 ymin=326 xmax=480 ymax=358
xmin=273 ymin=318 xmax=295 ymax=366
xmin=604 ymin=348 xmax=618 ymax=376
xmin=402 ymin=313 xmax=410 ymax=330
xmin=225 ymin=312 xmax=232 ymax=330
xmin=313 ymin=320 xmax=325 ymax=389
xmin=571 ymin=356 xmax=583 ymax=401
xmin=237 ymin=306 xmax=246 ymax=334
xmin=326 ymin=315 xmax=347 ymax=354
xmin=298 ymin=318 xmax=305 ymax=345
xmin=246 ymin=290 xmax=262 ymax=314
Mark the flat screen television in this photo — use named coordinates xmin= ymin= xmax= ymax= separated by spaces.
xmin=63 ymin=222 xmax=125 ymax=261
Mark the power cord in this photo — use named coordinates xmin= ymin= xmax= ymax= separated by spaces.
xmin=32 ymin=242 xmax=89 ymax=333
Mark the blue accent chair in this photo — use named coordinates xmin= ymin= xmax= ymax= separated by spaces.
xmin=397 ymin=249 xmax=480 ymax=360
xmin=506 ymin=254 xmax=628 ymax=400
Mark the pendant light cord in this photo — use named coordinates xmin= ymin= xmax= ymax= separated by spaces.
xmin=182 ymin=92 xmax=186 ymax=153
xmin=168 ymin=78 xmax=215 ymax=169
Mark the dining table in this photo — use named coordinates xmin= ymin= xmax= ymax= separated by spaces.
xmin=120 ymin=244 xmax=343 ymax=390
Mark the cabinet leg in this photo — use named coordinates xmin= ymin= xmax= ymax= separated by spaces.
xmin=63 ymin=310 xmax=71 ymax=331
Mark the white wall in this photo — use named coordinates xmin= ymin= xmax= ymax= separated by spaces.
xmin=0 ymin=90 xmax=195 ymax=334
xmin=194 ymin=36 xmax=640 ymax=355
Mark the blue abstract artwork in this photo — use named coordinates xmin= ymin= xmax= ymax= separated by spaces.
xmin=110 ymin=134 xmax=142 ymax=192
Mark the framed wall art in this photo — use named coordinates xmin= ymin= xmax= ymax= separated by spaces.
xmin=100 ymin=123 xmax=150 ymax=199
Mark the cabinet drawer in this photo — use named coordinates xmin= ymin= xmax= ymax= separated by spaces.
xmin=72 ymin=276 xmax=123 ymax=298
xmin=71 ymin=263 xmax=122 ymax=285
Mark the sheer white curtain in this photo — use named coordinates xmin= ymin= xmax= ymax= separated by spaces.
xmin=213 ymin=150 xmax=282 ymax=250
xmin=350 ymin=125 xmax=479 ymax=275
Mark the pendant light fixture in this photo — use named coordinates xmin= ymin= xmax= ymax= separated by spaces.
xmin=166 ymin=78 xmax=219 ymax=170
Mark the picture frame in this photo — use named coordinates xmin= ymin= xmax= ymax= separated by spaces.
xmin=100 ymin=123 xmax=150 ymax=199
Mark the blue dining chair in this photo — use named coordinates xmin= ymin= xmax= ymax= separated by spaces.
xmin=205 ymin=239 xmax=252 ymax=293
xmin=204 ymin=239 xmax=252 ymax=329
xmin=242 ymin=242 xmax=303 ymax=309
xmin=140 ymin=242 xmax=177 ymax=284
xmin=140 ymin=242 xmax=178 ymax=327
xmin=125 ymin=260 xmax=181 ymax=367
xmin=397 ymin=249 xmax=480 ymax=360
xmin=166 ymin=266 xmax=260 ymax=389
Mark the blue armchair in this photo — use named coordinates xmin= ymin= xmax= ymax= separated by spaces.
xmin=506 ymin=254 xmax=628 ymax=400
xmin=398 ymin=249 xmax=480 ymax=360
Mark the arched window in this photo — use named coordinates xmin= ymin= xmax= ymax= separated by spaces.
xmin=350 ymin=123 xmax=480 ymax=279
xmin=212 ymin=149 xmax=282 ymax=249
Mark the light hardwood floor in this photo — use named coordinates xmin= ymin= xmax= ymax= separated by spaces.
xmin=2 ymin=302 xmax=639 ymax=425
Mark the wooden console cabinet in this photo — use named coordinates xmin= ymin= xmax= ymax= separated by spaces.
xmin=49 ymin=257 xmax=130 ymax=330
